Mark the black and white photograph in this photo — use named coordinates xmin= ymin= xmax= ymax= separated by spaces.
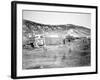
xmin=11 ymin=1 xmax=97 ymax=79
xmin=22 ymin=10 xmax=91 ymax=69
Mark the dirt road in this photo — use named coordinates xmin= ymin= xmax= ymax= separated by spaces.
xmin=22 ymin=42 xmax=90 ymax=69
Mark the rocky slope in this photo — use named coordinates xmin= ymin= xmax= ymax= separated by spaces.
xmin=23 ymin=19 xmax=90 ymax=38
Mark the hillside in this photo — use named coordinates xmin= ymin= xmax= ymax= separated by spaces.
xmin=23 ymin=19 xmax=90 ymax=38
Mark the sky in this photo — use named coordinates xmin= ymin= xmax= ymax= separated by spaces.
xmin=23 ymin=10 xmax=91 ymax=28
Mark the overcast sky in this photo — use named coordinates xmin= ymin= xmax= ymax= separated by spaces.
xmin=23 ymin=10 xmax=91 ymax=28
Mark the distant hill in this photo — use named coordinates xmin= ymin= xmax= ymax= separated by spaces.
xmin=23 ymin=20 xmax=91 ymax=38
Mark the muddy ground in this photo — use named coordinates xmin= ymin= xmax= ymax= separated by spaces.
xmin=22 ymin=41 xmax=90 ymax=69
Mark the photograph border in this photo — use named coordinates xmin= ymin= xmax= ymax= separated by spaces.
xmin=11 ymin=1 xmax=98 ymax=79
